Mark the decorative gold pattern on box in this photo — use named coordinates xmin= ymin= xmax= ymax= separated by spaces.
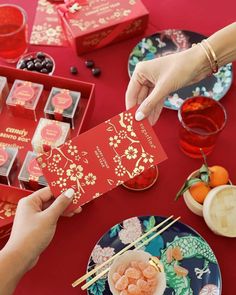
xmin=67 ymin=0 xmax=136 ymax=32
xmin=30 ymin=0 xmax=67 ymax=46
xmin=0 ymin=202 xmax=16 ymax=220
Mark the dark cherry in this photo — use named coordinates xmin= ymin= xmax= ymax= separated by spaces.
xmin=70 ymin=66 xmax=78 ymax=75
xmin=33 ymin=58 xmax=41 ymax=64
xmin=19 ymin=61 xmax=26 ymax=69
xmin=45 ymin=58 xmax=53 ymax=65
xmin=27 ymin=62 xmax=35 ymax=71
xmin=35 ymin=62 xmax=43 ymax=70
xmin=46 ymin=63 xmax=53 ymax=71
xmin=36 ymin=52 xmax=46 ymax=59
xmin=85 ymin=60 xmax=94 ymax=68
xmin=91 ymin=67 xmax=101 ymax=77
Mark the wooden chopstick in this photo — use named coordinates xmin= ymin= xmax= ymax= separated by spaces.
xmin=80 ymin=216 xmax=180 ymax=291
xmin=72 ymin=215 xmax=173 ymax=288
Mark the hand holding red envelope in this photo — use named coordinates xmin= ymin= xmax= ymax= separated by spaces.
xmin=37 ymin=107 xmax=167 ymax=211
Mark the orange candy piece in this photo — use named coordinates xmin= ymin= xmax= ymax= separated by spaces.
xmin=112 ymin=272 xmax=121 ymax=283
xmin=166 ymin=247 xmax=173 ymax=264
xmin=172 ymin=247 xmax=183 ymax=261
xmin=117 ymin=264 xmax=128 ymax=276
xmin=137 ymin=279 xmax=151 ymax=292
xmin=120 ymin=290 xmax=129 ymax=295
xmin=138 ymin=262 xmax=148 ymax=271
xmin=142 ymin=265 xmax=157 ymax=279
xmin=115 ymin=275 xmax=129 ymax=291
xmin=125 ymin=267 xmax=141 ymax=279
xmin=128 ymin=284 xmax=142 ymax=295
xmin=130 ymin=261 xmax=139 ymax=268
xmin=174 ymin=264 xmax=189 ymax=277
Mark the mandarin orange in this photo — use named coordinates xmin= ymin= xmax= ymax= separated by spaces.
xmin=209 ymin=165 xmax=229 ymax=187
xmin=189 ymin=182 xmax=211 ymax=204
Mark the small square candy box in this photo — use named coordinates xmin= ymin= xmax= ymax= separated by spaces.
xmin=31 ymin=118 xmax=70 ymax=153
xmin=0 ymin=76 xmax=9 ymax=113
xmin=0 ymin=146 xmax=18 ymax=185
xmin=6 ymin=79 xmax=43 ymax=121
xmin=18 ymin=151 xmax=47 ymax=191
xmin=44 ymin=87 xmax=81 ymax=129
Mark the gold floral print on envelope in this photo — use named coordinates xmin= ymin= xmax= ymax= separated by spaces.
xmin=37 ymin=107 xmax=167 ymax=211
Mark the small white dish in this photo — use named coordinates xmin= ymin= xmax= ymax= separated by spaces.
xmin=108 ymin=250 xmax=166 ymax=295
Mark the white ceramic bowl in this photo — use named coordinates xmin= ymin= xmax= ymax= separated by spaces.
xmin=203 ymin=185 xmax=236 ymax=237
xmin=108 ymin=250 xmax=166 ymax=295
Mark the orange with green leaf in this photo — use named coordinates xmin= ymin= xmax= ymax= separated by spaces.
xmin=175 ymin=150 xmax=230 ymax=204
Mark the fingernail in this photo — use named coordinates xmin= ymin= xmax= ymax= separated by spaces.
xmin=135 ymin=111 xmax=145 ymax=121
xmin=64 ymin=188 xmax=74 ymax=199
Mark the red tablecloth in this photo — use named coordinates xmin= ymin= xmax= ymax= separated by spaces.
xmin=1 ymin=0 xmax=236 ymax=294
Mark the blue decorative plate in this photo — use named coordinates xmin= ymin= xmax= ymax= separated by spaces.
xmin=87 ymin=216 xmax=221 ymax=295
xmin=128 ymin=30 xmax=233 ymax=110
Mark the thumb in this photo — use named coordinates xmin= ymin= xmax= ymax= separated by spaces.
xmin=45 ymin=188 xmax=75 ymax=221
xmin=134 ymin=84 xmax=166 ymax=122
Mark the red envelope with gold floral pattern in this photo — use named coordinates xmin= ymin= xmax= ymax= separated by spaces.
xmin=37 ymin=107 xmax=167 ymax=210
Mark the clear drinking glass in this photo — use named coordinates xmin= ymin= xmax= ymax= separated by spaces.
xmin=178 ymin=96 xmax=227 ymax=158
xmin=0 ymin=4 xmax=28 ymax=63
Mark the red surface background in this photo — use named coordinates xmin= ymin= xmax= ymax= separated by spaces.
xmin=0 ymin=0 xmax=236 ymax=294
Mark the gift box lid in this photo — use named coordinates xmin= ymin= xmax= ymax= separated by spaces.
xmin=58 ymin=0 xmax=149 ymax=54
xmin=58 ymin=0 xmax=149 ymax=36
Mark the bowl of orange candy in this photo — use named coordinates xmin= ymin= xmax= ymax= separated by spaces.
xmin=175 ymin=150 xmax=236 ymax=237
xmin=108 ymin=250 xmax=166 ymax=295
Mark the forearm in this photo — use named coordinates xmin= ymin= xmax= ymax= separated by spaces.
xmin=0 ymin=247 xmax=29 ymax=295
xmin=184 ymin=22 xmax=236 ymax=84
xmin=207 ymin=22 xmax=236 ymax=67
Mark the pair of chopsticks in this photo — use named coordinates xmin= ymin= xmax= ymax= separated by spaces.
xmin=72 ymin=215 xmax=180 ymax=290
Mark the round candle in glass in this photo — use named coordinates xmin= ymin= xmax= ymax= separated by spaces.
xmin=122 ymin=166 xmax=158 ymax=191
xmin=178 ymin=96 xmax=227 ymax=158
xmin=0 ymin=4 xmax=28 ymax=63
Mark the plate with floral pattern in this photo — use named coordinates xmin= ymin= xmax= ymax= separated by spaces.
xmin=128 ymin=30 xmax=233 ymax=110
xmin=86 ymin=216 xmax=221 ymax=295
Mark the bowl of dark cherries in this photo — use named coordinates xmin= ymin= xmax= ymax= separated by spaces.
xmin=16 ymin=51 xmax=55 ymax=75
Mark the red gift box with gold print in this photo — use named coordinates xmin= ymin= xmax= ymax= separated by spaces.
xmin=57 ymin=0 xmax=149 ymax=55
xmin=37 ymin=107 xmax=167 ymax=211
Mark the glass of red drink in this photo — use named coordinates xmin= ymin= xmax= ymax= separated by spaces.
xmin=0 ymin=4 xmax=28 ymax=63
xmin=178 ymin=96 xmax=227 ymax=158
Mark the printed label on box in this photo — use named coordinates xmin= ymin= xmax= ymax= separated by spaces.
xmin=41 ymin=124 xmax=62 ymax=142
xmin=37 ymin=107 xmax=167 ymax=210
xmin=52 ymin=91 xmax=73 ymax=110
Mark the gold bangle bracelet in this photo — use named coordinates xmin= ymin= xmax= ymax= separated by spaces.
xmin=202 ymin=39 xmax=219 ymax=73
xmin=198 ymin=42 xmax=215 ymax=74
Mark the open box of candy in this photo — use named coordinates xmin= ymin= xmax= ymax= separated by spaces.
xmin=0 ymin=66 xmax=95 ymax=239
